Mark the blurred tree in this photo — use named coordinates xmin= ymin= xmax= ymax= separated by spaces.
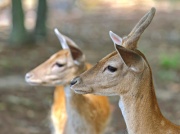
xmin=9 ymin=0 xmax=47 ymax=46
xmin=34 ymin=0 xmax=47 ymax=40
xmin=9 ymin=0 xmax=29 ymax=46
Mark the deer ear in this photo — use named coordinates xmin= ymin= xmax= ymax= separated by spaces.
xmin=54 ymin=28 xmax=69 ymax=49
xmin=109 ymin=31 xmax=122 ymax=46
xmin=115 ymin=45 xmax=144 ymax=73
xmin=68 ymin=45 xmax=85 ymax=65
xmin=54 ymin=28 xmax=85 ymax=65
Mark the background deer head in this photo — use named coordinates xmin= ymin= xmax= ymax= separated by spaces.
xmin=25 ymin=29 xmax=85 ymax=86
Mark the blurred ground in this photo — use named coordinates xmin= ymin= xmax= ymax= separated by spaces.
xmin=0 ymin=0 xmax=180 ymax=134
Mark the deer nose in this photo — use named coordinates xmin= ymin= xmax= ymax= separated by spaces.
xmin=70 ymin=76 xmax=81 ymax=86
xmin=25 ymin=73 xmax=33 ymax=81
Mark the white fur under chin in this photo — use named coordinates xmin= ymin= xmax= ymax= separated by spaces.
xmin=64 ymin=85 xmax=73 ymax=97
xmin=119 ymin=99 xmax=127 ymax=120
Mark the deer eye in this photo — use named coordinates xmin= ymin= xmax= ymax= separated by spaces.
xmin=107 ymin=65 xmax=117 ymax=72
xmin=55 ymin=62 xmax=65 ymax=67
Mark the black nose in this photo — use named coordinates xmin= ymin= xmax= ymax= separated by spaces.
xmin=70 ymin=76 xmax=80 ymax=86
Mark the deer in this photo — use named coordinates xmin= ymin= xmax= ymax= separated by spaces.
xmin=70 ymin=7 xmax=180 ymax=134
xmin=25 ymin=29 xmax=110 ymax=134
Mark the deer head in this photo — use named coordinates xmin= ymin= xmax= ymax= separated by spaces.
xmin=70 ymin=8 xmax=156 ymax=96
xmin=25 ymin=28 xmax=85 ymax=86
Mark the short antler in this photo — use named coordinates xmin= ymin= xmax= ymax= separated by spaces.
xmin=123 ymin=7 xmax=156 ymax=49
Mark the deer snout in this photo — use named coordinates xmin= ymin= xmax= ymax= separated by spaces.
xmin=25 ymin=73 xmax=33 ymax=81
xmin=70 ymin=76 xmax=81 ymax=86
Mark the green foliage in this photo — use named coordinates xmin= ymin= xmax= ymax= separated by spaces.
xmin=158 ymin=52 xmax=180 ymax=82
xmin=159 ymin=52 xmax=180 ymax=70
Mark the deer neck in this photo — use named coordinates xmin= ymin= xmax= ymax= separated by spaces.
xmin=119 ymin=78 xmax=164 ymax=134
xmin=64 ymin=63 xmax=87 ymax=98
xmin=64 ymin=83 xmax=91 ymax=133
xmin=64 ymin=63 xmax=88 ymax=116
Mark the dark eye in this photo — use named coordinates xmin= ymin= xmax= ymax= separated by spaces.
xmin=107 ymin=65 xmax=117 ymax=72
xmin=55 ymin=62 xmax=65 ymax=67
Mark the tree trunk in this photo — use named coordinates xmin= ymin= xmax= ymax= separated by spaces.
xmin=10 ymin=0 xmax=28 ymax=46
xmin=34 ymin=0 xmax=47 ymax=40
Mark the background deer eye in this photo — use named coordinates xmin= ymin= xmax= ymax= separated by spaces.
xmin=107 ymin=65 xmax=117 ymax=72
xmin=55 ymin=62 xmax=65 ymax=67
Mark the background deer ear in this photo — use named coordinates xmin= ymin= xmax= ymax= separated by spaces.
xmin=54 ymin=28 xmax=85 ymax=65
xmin=109 ymin=31 xmax=122 ymax=46
xmin=68 ymin=45 xmax=85 ymax=65
xmin=115 ymin=45 xmax=144 ymax=73
xmin=54 ymin=28 xmax=69 ymax=49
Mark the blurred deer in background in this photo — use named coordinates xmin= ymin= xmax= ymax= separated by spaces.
xmin=71 ymin=8 xmax=180 ymax=134
xmin=25 ymin=29 xmax=110 ymax=134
